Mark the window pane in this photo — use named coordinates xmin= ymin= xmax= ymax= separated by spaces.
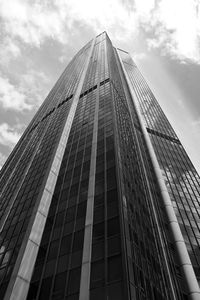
xmin=90 ymin=260 xmax=105 ymax=289
xmin=60 ymin=235 xmax=72 ymax=255
xmin=90 ymin=287 xmax=105 ymax=300
xmin=107 ymin=282 xmax=123 ymax=299
xmin=53 ymin=272 xmax=67 ymax=292
xmin=92 ymin=240 xmax=104 ymax=261
xmin=108 ymin=255 xmax=122 ymax=282
xmin=107 ymin=236 xmax=121 ymax=256
xmin=48 ymin=240 xmax=59 ymax=260
xmin=67 ymin=267 xmax=81 ymax=295
xmin=72 ymin=230 xmax=84 ymax=252
xmin=93 ymin=223 xmax=104 ymax=241
xmin=39 ymin=277 xmax=52 ymax=299
xmin=107 ymin=218 xmax=120 ymax=237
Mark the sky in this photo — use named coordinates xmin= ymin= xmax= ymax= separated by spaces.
xmin=0 ymin=0 xmax=200 ymax=174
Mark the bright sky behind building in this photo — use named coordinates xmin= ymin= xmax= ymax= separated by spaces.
xmin=0 ymin=0 xmax=200 ymax=173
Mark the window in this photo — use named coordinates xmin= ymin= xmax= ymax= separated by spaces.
xmin=53 ymin=272 xmax=67 ymax=293
xmin=107 ymin=282 xmax=123 ymax=299
xmin=67 ymin=267 xmax=81 ymax=295
xmin=93 ymin=223 xmax=104 ymax=241
xmin=107 ymin=236 xmax=121 ymax=256
xmin=92 ymin=240 xmax=104 ymax=261
xmin=107 ymin=201 xmax=118 ymax=219
xmin=44 ymin=259 xmax=56 ymax=277
xmin=107 ymin=189 xmax=118 ymax=203
xmin=48 ymin=240 xmax=59 ymax=260
xmin=90 ymin=287 xmax=105 ymax=300
xmin=27 ymin=281 xmax=39 ymax=300
xmin=94 ymin=206 xmax=104 ymax=224
xmin=31 ymin=264 xmax=43 ymax=282
xmin=90 ymin=260 xmax=105 ymax=288
xmin=60 ymin=235 xmax=72 ymax=255
xmin=66 ymin=207 xmax=76 ymax=223
xmin=108 ymin=255 xmax=122 ymax=282
xmin=39 ymin=277 xmax=52 ymax=299
xmin=77 ymin=202 xmax=87 ymax=219
xmin=94 ymin=194 xmax=104 ymax=207
xmin=70 ymin=250 xmax=82 ymax=268
xmin=72 ymin=230 xmax=84 ymax=252
xmin=57 ymin=254 xmax=69 ymax=273
xmin=107 ymin=218 xmax=120 ymax=237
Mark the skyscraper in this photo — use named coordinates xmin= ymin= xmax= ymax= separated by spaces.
xmin=0 ymin=31 xmax=200 ymax=300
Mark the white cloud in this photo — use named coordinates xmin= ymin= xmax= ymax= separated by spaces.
xmin=0 ymin=0 xmax=138 ymax=46
xmin=19 ymin=70 xmax=50 ymax=107
xmin=0 ymin=123 xmax=21 ymax=148
xmin=0 ymin=75 xmax=32 ymax=111
xmin=0 ymin=70 xmax=49 ymax=112
xmin=145 ymin=0 xmax=200 ymax=63
xmin=0 ymin=0 xmax=200 ymax=64
xmin=1 ymin=0 xmax=199 ymax=62
xmin=61 ymin=0 xmax=138 ymax=40
xmin=0 ymin=37 xmax=21 ymax=66
xmin=0 ymin=0 xmax=67 ymax=46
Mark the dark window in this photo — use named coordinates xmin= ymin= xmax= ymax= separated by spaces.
xmin=95 ymin=180 xmax=104 ymax=195
xmin=36 ymin=246 xmax=47 ymax=264
xmin=54 ymin=212 xmax=65 ymax=228
xmin=107 ymin=217 xmax=120 ymax=237
xmin=66 ymin=294 xmax=79 ymax=300
xmin=108 ymin=255 xmax=122 ymax=282
xmin=72 ymin=230 xmax=84 ymax=252
xmin=90 ymin=287 xmax=105 ymax=300
xmin=31 ymin=264 xmax=43 ymax=282
xmin=67 ymin=267 xmax=81 ymax=295
xmin=107 ymin=282 xmax=123 ymax=299
xmin=107 ymin=236 xmax=121 ymax=256
xmin=44 ymin=259 xmax=56 ymax=277
xmin=63 ymin=221 xmax=74 ymax=235
xmin=48 ymin=240 xmax=59 ymax=260
xmin=53 ymin=272 xmax=67 ymax=293
xmin=107 ymin=201 xmax=118 ymax=219
xmin=57 ymin=254 xmax=69 ymax=273
xmin=93 ymin=223 xmax=104 ymax=241
xmin=77 ymin=202 xmax=87 ymax=219
xmin=94 ymin=194 xmax=104 ymax=207
xmin=66 ymin=206 xmax=76 ymax=223
xmin=60 ymin=235 xmax=72 ymax=255
xmin=94 ymin=206 xmax=104 ymax=224
xmin=27 ymin=281 xmax=39 ymax=300
xmin=70 ymin=250 xmax=82 ymax=268
xmin=90 ymin=260 xmax=105 ymax=289
xmin=39 ymin=277 xmax=52 ymax=299
xmin=107 ymin=189 xmax=118 ymax=203
xmin=92 ymin=240 xmax=104 ymax=261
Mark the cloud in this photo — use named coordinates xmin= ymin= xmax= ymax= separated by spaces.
xmin=0 ymin=74 xmax=32 ymax=111
xmin=144 ymin=0 xmax=200 ymax=63
xmin=0 ymin=37 xmax=21 ymax=66
xmin=1 ymin=0 xmax=199 ymax=64
xmin=0 ymin=0 xmax=67 ymax=46
xmin=0 ymin=0 xmax=139 ymax=46
xmin=0 ymin=123 xmax=21 ymax=148
xmin=19 ymin=70 xmax=50 ymax=108
xmin=0 ymin=70 xmax=49 ymax=112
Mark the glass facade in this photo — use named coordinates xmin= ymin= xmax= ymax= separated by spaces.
xmin=118 ymin=49 xmax=200 ymax=283
xmin=0 ymin=32 xmax=199 ymax=299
